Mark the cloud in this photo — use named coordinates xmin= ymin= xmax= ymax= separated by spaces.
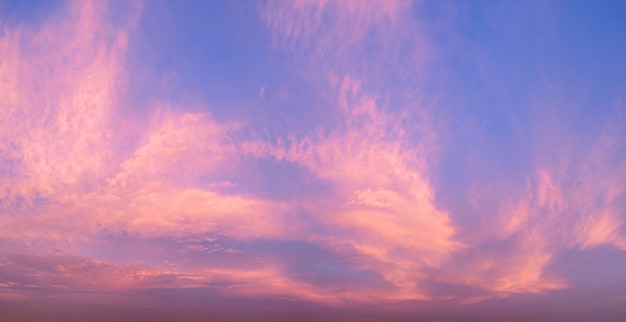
xmin=0 ymin=0 xmax=457 ymax=304
xmin=0 ymin=1 xmax=358 ymax=307
xmin=436 ymin=94 xmax=626 ymax=298
xmin=0 ymin=0 xmax=298 ymax=243
xmin=0 ymin=1 xmax=139 ymax=204
xmin=2 ymin=0 xmax=626 ymax=314
xmin=257 ymin=1 xmax=460 ymax=301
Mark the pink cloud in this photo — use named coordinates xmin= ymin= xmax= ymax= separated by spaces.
xmin=437 ymin=99 xmax=626 ymax=297
xmin=1 ymin=0 xmax=455 ymax=304
xmin=2 ymin=0 xmax=625 ymax=314
xmin=0 ymin=1 xmax=138 ymax=203
xmin=0 ymin=4 xmax=339 ymax=311
xmin=241 ymin=73 xmax=460 ymax=301
xmin=259 ymin=0 xmax=626 ymax=304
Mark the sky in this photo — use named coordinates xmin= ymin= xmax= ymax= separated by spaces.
xmin=1 ymin=0 xmax=626 ymax=321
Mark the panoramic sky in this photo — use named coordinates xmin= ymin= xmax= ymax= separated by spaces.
xmin=1 ymin=0 xmax=626 ymax=321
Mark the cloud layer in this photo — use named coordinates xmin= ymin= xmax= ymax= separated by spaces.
xmin=1 ymin=0 xmax=626 ymax=319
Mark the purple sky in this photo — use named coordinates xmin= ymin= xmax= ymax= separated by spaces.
xmin=1 ymin=0 xmax=626 ymax=321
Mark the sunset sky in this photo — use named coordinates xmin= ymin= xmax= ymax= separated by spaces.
xmin=1 ymin=0 xmax=626 ymax=321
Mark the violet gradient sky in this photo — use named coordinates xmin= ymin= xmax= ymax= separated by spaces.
xmin=1 ymin=0 xmax=626 ymax=321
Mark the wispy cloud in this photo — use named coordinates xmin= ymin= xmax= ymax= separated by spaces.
xmin=1 ymin=0 xmax=626 ymax=318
